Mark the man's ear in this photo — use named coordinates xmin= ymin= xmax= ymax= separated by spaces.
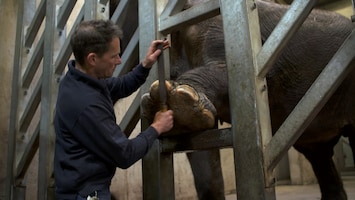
xmin=86 ymin=53 xmax=97 ymax=66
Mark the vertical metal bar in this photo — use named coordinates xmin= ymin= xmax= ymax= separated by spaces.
xmin=5 ymin=0 xmax=25 ymax=199
xmin=140 ymin=0 xmax=175 ymax=199
xmin=38 ymin=0 xmax=57 ymax=199
xmin=219 ymin=0 xmax=275 ymax=199
xmin=84 ymin=0 xmax=108 ymax=20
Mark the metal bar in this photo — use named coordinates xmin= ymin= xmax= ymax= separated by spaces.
xmin=112 ymin=28 xmax=139 ymax=77
xmin=24 ymin=0 xmax=46 ymax=48
xmin=19 ymin=78 xmax=41 ymax=132
xmin=119 ymin=93 xmax=141 ymax=137
xmin=55 ymin=7 xmax=84 ymax=74
xmin=15 ymin=123 xmax=40 ymax=179
xmin=110 ymin=0 xmax=130 ymax=25
xmin=84 ymin=0 xmax=97 ymax=20
xmin=142 ymin=141 xmax=175 ymax=200
xmin=57 ymin=0 xmax=77 ymax=29
xmin=5 ymin=0 xmax=25 ymax=198
xmin=84 ymin=0 xmax=108 ymax=20
xmin=160 ymin=128 xmax=232 ymax=153
xmin=140 ymin=0 xmax=175 ymax=199
xmin=38 ymin=0 xmax=57 ymax=198
xmin=159 ymin=0 xmax=220 ymax=34
xmin=256 ymin=0 xmax=316 ymax=78
xmin=264 ymin=29 xmax=355 ymax=172
xmin=220 ymin=0 xmax=275 ymax=199
xmin=160 ymin=0 xmax=187 ymax=18
xmin=22 ymin=35 xmax=44 ymax=88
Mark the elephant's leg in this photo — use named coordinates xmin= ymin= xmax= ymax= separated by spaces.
xmin=340 ymin=125 xmax=355 ymax=168
xmin=294 ymin=136 xmax=347 ymax=200
xmin=187 ymin=149 xmax=225 ymax=200
xmin=144 ymin=80 xmax=217 ymax=132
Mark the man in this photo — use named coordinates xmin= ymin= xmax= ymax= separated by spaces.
xmin=54 ymin=19 xmax=173 ymax=200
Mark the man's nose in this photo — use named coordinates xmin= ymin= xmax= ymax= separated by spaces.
xmin=115 ymin=55 xmax=121 ymax=65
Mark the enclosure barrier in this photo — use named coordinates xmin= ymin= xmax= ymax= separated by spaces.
xmin=140 ymin=0 xmax=355 ymax=199
xmin=5 ymin=0 xmax=355 ymax=200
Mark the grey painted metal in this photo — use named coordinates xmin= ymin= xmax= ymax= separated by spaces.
xmin=113 ymin=29 xmax=139 ymax=77
xmin=161 ymin=128 xmax=232 ymax=152
xmin=57 ymin=0 xmax=77 ymax=29
xmin=38 ymin=0 xmax=58 ymax=198
xmin=159 ymin=0 xmax=220 ymax=34
xmin=220 ymin=0 xmax=275 ymax=199
xmin=15 ymin=124 xmax=39 ymax=179
xmin=351 ymin=0 xmax=355 ymax=22
xmin=55 ymin=7 xmax=84 ymax=74
xmin=256 ymin=0 xmax=316 ymax=78
xmin=110 ymin=0 xmax=129 ymax=26
xmin=22 ymin=35 xmax=44 ymax=88
xmin=119 ymin=94 xmax=141 ymax=137
xmin=264 ymin=29 xmax=355 ymax=172
xmin=19 ymin=78 xmax=41 ymax=132
xmin=84 ymin=0 xmax=108 ymax=20
xmin=140 ymin=0 xmax=175 ymax=199
xmin=6 ymin=0 xmax=112 ymax=199
xmin=24 ymin=0 xmax=46 ymax=48
xmin=5 ymin=0 xmax=25 ymax=198
xmin=160 ymin=0 xmax=187 ymax=18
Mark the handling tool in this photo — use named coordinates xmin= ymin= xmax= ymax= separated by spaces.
xmin=157 ymin=39 xmax=168 ymax=111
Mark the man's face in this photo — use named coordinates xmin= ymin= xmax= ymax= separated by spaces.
xmin=93 ymin=37 xmax=122 ymax=79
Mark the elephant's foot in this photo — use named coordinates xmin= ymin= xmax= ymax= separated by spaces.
xmin=141 ymin=80 xmax=217 ymax=133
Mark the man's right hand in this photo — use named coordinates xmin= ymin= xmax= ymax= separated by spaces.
xmin=151 ymin=110 xmax=174 ymax=135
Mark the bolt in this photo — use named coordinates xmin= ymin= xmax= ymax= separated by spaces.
xmin=250 ymin=2 xmax=257 ymax=10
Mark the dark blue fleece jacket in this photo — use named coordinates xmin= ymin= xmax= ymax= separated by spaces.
xmin=54 ymin=60 xmax=158 ymax=199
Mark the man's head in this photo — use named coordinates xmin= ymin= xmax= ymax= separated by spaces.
xmin=71 ymin=20 xmax=123 ymax=78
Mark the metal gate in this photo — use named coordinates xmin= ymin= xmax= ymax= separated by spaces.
xmin=5 ymin=0 xmax=142 ymax=199
xmin=140 ymin=0 xmax=355 ymax=199
xmin=5 ymin=0 xmax=355 ymax=199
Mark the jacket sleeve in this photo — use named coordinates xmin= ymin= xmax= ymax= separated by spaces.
xmin=107 ymin=63 xmax=151 ymax=102
xmin=71 ymin=101 xmax=158 ymax=169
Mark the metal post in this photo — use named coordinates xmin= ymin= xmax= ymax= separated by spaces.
xmin=219 ymin=0 xmax=275 ymax=199
xmin=84 ymin=0 xmax=109 ymax=20
xmin=5 ymin=0 xmax=25 ymax=199
xmin=140 ymin=0 xmax=175 ymax=199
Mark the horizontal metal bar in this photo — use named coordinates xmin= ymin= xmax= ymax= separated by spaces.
xmin=119 ymin=93 xmax=141 ymax=137
xmin=160 ymin=128 xmax=232 ymax=153
xmin=15 ymin=123 xmax=40 ymax=179
xmin=160 ymin=0 xmax=187 ymax=18
xmin=55 ymin=7 xmax=84 ymax=74
xmin=24 ymin=0 xmax=46 ymax=48
xmin=22 ymin=35 xmax=44 ymax=89
xmin=256 ymin=0 xmax=316 ymax=78
xmin=110 ymin=0 xmax=130 ymax=25
xmin=159 ymin=0 xmax=220 ymax=34
xmin=113 ymin=28 xmax=139 ymax=77
xmin=57 ymin=0 xmax=77 ymax=29
xmin=264 ymin=29 xmax=355 ymax=172
xmin=19 ymin=78 xmax=41 ymax=132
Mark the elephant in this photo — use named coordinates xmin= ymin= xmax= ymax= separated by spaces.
xmin=141 ymin=0 xmax=355 ymax=199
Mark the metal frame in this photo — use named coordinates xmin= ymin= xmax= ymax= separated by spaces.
xmin=140 ymin=0 xmax=355 ymax=199
xmin=5 ymin=0 xmax=111 ymax=199
xmin=5 ymin=0 xmax=354 ymax=199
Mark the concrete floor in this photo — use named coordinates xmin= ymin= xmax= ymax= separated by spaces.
xmin=225 ymin=175 xmax=355 ymax=200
